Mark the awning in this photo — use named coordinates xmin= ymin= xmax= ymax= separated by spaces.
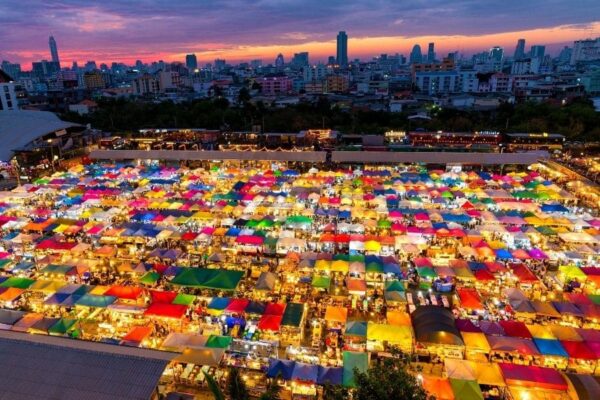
xmin=174 ymin=347 xmax=225 ymax=366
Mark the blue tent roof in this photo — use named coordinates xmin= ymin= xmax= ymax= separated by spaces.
xmin=345 ymin=321 xmax=367 ymax=337
xmin=291 ymin=362 xmax=319 ymax=382
xmin=317 ymin=366 xmax=343 ymax=385
xmin=208 ymin=297 xmax=231 ymax=310
xmin=533 ymin=338 xmax=568 ymax=357
xmin=541 ymin=204 xmax=569 ymax=213
xmin=495 ymin=249 xmax=513 ymax=260
xmin=266 ymin=359 xmax=295 ymax=380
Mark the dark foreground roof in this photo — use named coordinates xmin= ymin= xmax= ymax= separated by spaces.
xmin=0 ymin=330 xmax=174 ymax=400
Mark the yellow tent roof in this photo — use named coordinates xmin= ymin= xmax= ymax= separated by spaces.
xmin=526 ymin=324 xmax=556 ymax=340
xmin=315 ymin=260 xmax=331 ymax=271
xmin=366 ymin=322 xmax=413 ymax=344
xmin=331 ymin=260 xmax=349 ymax=273
xmin=462 ymin=332 xmax=490 ymax=352
xmin=550 ymin=325 xmax=582 ymax=342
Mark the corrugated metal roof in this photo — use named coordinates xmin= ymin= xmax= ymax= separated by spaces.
xmin=0 ymin=110 xmax=81 ymax=161
xmin=0 ymin=330 xmax=174 ymax=400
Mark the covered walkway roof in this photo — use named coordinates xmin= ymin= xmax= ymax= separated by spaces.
xmin=0 ymin=330 xmax=174 ymax=400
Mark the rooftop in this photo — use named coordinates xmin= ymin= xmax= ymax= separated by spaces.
xmin=0 ymin=330 xmax=174 ymax=400
xmin=0 ymin=110 xmax=82 ymax=161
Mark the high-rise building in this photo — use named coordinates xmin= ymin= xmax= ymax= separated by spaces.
xmin=291 ymin=52 xmax=309 ymax=68
xmin=49 ymin=36 xmax=60 ymax=67
xmin=185 ymin=54 xmax=197 ymax=71
xmin=571 ymin=38 xmax=600 ymax=65
xmin=427 ymin=43 xmax=436 ymax=62
xmin=489 ymin=46 xmax=504 ymax=62
xmin=214 ymin=59 xmax=226 ymax=71
xmin=32 ymin=60 xmax=60 ymax=79
xmin=558 ymin=46 xmax=573 ymax=64
xmin=530 ymin=45 xmax=546 ymax=60
xmin=0 ymin=61 xmax=21 ymax=80
xmin=409 ymin=45 xmax=422 ymax=64
xmin=0 ymin=70 xmax=18 ymax=111
xmin=275 ymin=54 xmax=285 ymax=68
xmin=336 ymin=31 xmax=348 ymax=67
xmin=514 ymin=39 xmax=526 ymax=60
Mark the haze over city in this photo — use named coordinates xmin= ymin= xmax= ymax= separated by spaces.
xmin=2 ymin=0 xmax=600 ymax=66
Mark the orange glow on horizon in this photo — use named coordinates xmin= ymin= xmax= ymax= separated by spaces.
xmin=11 ymin=22 xmax=600 ymax=68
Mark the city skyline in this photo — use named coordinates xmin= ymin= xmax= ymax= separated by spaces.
xmin=1 ymin=1 xmax=599 ymax=67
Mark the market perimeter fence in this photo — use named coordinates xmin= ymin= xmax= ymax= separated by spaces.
xmin=90 ymin=149 xmax=549 ymax=165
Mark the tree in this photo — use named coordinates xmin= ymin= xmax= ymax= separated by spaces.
xmin=354 ymin=351 xmax=432 ymax=400
xmin=227 ymin=367 xmax=249 ymax=400
xmin=259 ymin=377 xmax=281 ymax=400
xmin=238 ymin=87 xmax=251 ymax=104
xmin=205 ymin=373 xmax=225 ymax=400
xmin=322 ymin=382 xmax=349 ymax=400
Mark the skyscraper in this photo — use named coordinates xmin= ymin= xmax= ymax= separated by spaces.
xmin=530 ymin=45 xmax=546 ymax=60
xmin=513 ymin=38 xmax=526 ymax=60
xmin=275 ymin=53 xmax=285 ymax=68
xmin=489 ymin=46 xmax=504 ymax=62
xmin=427 ymin=43 xmax=436 ymax=62
xmin=336 ymin=31 xmax=348 ymax=67
xmin=291 ymin=52 xmax=309 ymax=69
xmin=409 ymin=45 xmax=422 ymax=64
xmin=49 ymin=36 xmax=60 ymax=66
xmin=185 ymin=54 xmax=198 ymax=71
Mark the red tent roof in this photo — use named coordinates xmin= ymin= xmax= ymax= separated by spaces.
xmin=264 ymin=303 xmax=286 ymax=316
xmin=510 ymin=264 xmax=538 ymax=282
xmin=144 ymin=303 xmax=187 ymax=319
xmin=457 ymin=288 xmax=483 ymax=310
xmin=561 ymin=341 xmax=599 ymax=360
xmin=499 ymin=320 xmax=532 ymax=339
xmin=474 ymin=269 xmax=495 ymax=281
xmin=225 ymin=299 xmax=249 ymax=314
xmin=104 ymin=285 xmax=143 ymax=300
xmin=122 ymin=326 xmax=152 ymax=343
xmin=258 ymin=314 xmax=282 ymax=331
xmin=150 ymin=290 xmax=178 ymax=304
xmin=499 ymin=363 xmax=567 ymax=391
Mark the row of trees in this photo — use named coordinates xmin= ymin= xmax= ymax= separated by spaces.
xmin=202 ymin=352 xmax=432 ymax=400
xmin=62 ymin=96 xmax=600 ymax=140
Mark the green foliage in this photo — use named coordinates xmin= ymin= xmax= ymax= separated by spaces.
xmin=205 ymin=372 xmax=225 ymax=400
xmin=322 ymin=382 xmax=349 ymax=400
xmin=63 ymin=96 xmax=600 ymax=140
xmin=354 ymin=352 xmax=432 ymax=400
xmin=227 ymin=368 xmax=249 ymax=400
xmin=259 ymin=377 xmax=281 ymax=400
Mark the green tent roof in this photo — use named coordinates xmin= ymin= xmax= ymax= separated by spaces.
xmin=75 ymin=294 xmax=116 ymax=308
xmin=343 ymin=351 xmax=368 ymax=387
xmin=173 ymin=293 xmax=195 ymax=306
xmin=139 ymin=271 xmax=160 ymax=285
xmin=40 ymin=264 xmax=74 ymax=276
xmin=281 ymin=303 xmax=304 ymax=327
xmin=366 ymin=262 xmax=384 ymax=274
xmin=0 ymin=277 xmax=35 ymax=289
xmin=205 ymin=335 xmax=232 ymax=348
xmin=0 ymin=259 xmax=12 ymax=270
xmin=48 ymin=318 xmax=77 ymax=335
xmin=449 ymin=379 xmax=484 ymax=400
xmin=286 ymin=215 xmax=312 ymax=225
xmin=311 ymin=275 xmax=331 ymax=289
xmin=385 ymin=280 xmax=405 ymax=292
xmin=171 ymin=268 xmax=243 ymax=291
xmin=377 ymin=220 xmax=391 ymax=228
xmin=417 ymin=267 xmax=437 ymax=279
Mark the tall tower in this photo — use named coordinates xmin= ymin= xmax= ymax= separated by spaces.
xmin=513 ymin=39 xmax=525 ymax=60
xmin=336 ymin=31 xmax=348 ymax=67
xmin=49 ymin=36 xmax=60 ymax=66
xmin=427 ymin=43 xmax=435 ymax=62
xmin=409 ymin=45 xmax=422 ymax=64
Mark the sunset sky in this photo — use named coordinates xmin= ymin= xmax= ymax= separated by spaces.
xmin=1 ymin=0 xmax=599 ymax=68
